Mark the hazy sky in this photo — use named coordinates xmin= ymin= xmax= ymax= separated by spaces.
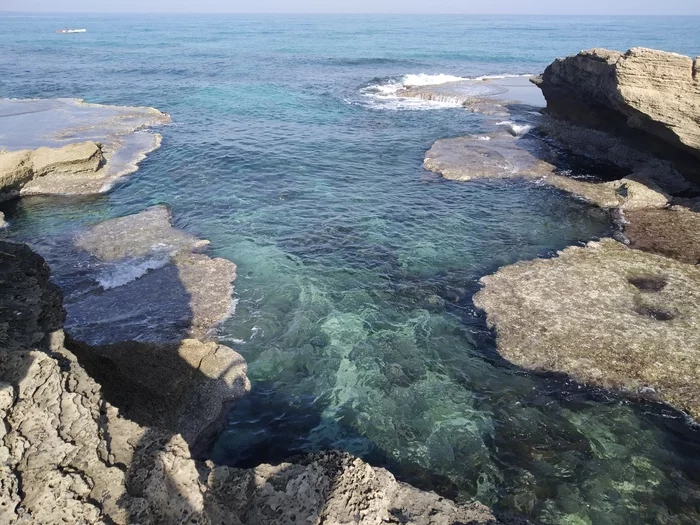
xmin=3 ymin=0 xmax=700 ymax=15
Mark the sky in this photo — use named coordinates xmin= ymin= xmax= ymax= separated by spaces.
xmin=2 ymin=0 xmax=700 ymax=15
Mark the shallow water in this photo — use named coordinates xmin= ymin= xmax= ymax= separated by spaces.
xmin=2 ymin=14 xmax=700 ymax=524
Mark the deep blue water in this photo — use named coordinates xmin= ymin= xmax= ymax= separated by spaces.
xmin=2 ymin=14 xmax=700 ymax=524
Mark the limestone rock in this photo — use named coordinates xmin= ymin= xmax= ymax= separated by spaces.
xmin=423 ymin=132 xmax=670 ymax=210
xmin=625 ymin=205 xmax=700 ymax=264
xmin=534 ymin=47 xmax=700 ymax=163
xmin=474 ymin=239 xmax=700 ymax=419
xmin=0 ymin=141 xmax=104 ymax=200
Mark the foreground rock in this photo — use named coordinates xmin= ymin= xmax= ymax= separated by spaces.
xmin=533 ymin=47 xmax=700 ymax=177
xmin=474 ymin=239 xmax=700 ymax=420
xmin=0 ymin=97 xmax=170 ymax=197
xmin=0 ymin=240 xmax=525 ymax=524
xmin=624 ymin=205 xmax=700 ymax=264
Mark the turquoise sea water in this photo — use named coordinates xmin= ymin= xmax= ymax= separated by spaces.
xmin=2 ymin=14 xmax=700 ymax=524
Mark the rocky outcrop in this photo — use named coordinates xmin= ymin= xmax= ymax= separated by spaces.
xmin=0 ymin=240 xmax=521 ymax=525
xmin=424 ymin=131 xmax=671 ymax=210
xmin=0 ymin=97 xmax=170 ymax=198
xmin=0 ymin=141 xmax=104 ymax=200
xmin=66 ymin=206 xmax=236 ymax=345
xmin=474 ymin=238 xmax=700 ymax=420
xmin=533 ymin=47 xmax=700 ymax=171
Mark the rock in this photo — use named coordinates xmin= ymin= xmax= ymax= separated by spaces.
xmin=424 ymin=132 xmax=670 ymax=210
xmin=474 ymin=238 xmax=700 ymax=419
xmin=74 ymin=205 xmax=209 ymax=260
xmin=0 ymin=141 xmax=104 ymax=200
xmin=68 ymin=337 xmax=250 ymax=450
xmin=533 ymin=47 xmax=700 ymax=172
xmin=0 ymin=240 xmax=522 ymax=524
xmin=0 ymin=211 xmax=5 ymax=228
xmin=67 ymin=206 xmax=236 ymax=344
xmin=625 ymin=206 xmax=700 ymax=264
xmin=0 ymin=97 xmax=171 ymax=199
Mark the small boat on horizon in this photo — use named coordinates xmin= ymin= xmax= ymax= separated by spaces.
xmin=55 ymin=29 xmax=87 ymax=34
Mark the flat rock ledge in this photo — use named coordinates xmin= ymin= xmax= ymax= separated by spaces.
xmin=474 ymin=238 xmax=700 ymax=420
xmin=424 ymin=131 xmax=672 ymax=211
xmin=0 ymin=240 xmax=525 ymax=524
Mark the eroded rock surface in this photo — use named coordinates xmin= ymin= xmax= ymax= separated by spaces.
xmin=0 ymin=141 xmax=104 ymax=200
xmin=0 ymin=97 xmax=170 ymax=197
xmin=474 ymin=239 xmax=700 ymax=419
xmin=0 ymin=240 xmax=521 ymax=525
xmin=424 ymin=131 xmax=670 ymax=210
xmin=625 ymin=206 xmax=700 ymax=264
xmin=533 ymin=47 xmax=700 ymax=165
xmin=67 ymin=206 xmax=236 ymax=344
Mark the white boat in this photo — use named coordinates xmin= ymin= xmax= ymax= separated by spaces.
xmin=56 ymin=29 xmax=87 ymax=34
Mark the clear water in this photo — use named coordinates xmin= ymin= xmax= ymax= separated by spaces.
xmin=2 ymin=14 xmax=700 ymax=524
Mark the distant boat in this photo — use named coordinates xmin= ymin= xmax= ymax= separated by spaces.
xmin=55 ymin=29 xmax=87 ymax=34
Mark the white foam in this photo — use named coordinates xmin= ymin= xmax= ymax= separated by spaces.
xmin=473 ymin=73 xmax=535 ymax=81
xmin=401 ymin=73 xmax=468 ymax=86
xmin=497 ymin=121 xmax=533 ymax=137
xmin=96 ymin=256 xmax=169 ymax=290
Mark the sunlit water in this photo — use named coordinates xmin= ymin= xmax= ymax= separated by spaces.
xmin=2 ymin=14 xmax=700 ymax=524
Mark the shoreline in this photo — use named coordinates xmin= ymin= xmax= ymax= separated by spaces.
xmin=2 ymin=46 xmax=700 ymax=523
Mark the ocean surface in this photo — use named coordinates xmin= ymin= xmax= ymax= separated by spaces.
xmin=2 ymin=13 xmax=700 ymax=524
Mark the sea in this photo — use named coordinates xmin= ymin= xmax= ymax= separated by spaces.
xmin=2 ymin=13 xmax=700 ymax=524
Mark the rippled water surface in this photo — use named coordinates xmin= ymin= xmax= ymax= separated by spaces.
xmin=2 ymin=14 xmax=700 ymax=524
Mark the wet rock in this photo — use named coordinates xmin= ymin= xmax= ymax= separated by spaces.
xmin=0 ymin=141 xmax=104 ymax=200
xmin=533 ymin=47 xmax=700 ymax=173
xmin=424 ymin=132 xmax=670 ymax=210
xmin=625 ymin=206 xmax=700 ymax=264
xmin=474 ymin=238 xmax=700 ymax=419
xmin=69 ymin=206 xmax=235 ymax=343
xmin=0 ymin=97 xmax=170 ymax=198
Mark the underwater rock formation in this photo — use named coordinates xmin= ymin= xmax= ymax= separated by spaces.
xmin=474 ymin=239 xmax=700 ymax=420
xmin=0 ymin=239 xmax=524 ymax=525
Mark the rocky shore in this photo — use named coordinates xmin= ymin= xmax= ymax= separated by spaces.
xmin=0 ymin=96 xmax=530 ymax=523
xmin=0 ymin=239 xmax=526 ymax=524
xmin=424 ymin=47 xmax=700 ymax=421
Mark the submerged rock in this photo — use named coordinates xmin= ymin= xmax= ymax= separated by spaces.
xmin=0 ymin=240 xmax=523 ymax=525
xmin=0 ymin=97 xmax=170 ymax=197
xmin=474 ymin=238 xmax=700 ymax=420
xmin=68 ymin=206 xmax=236 ymax=344
xmin=533 ymin=47 xmax=700 ymax=178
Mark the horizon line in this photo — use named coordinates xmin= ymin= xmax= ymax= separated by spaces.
xmin=2 ymin=11 xmax=700 ymax=16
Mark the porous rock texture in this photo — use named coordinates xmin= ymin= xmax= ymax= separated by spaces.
xmin=533 ymin=47 xmax=700 ymax=166
xmin=474 ymin=238 xmax=700 ymax=419
xmin=1 ymin=241 xmax=523 ymax=524
xmin=0 ymin=141 xmax=104 ymax=200
xmin=624 ymin=205 xmax=700 ymax=264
